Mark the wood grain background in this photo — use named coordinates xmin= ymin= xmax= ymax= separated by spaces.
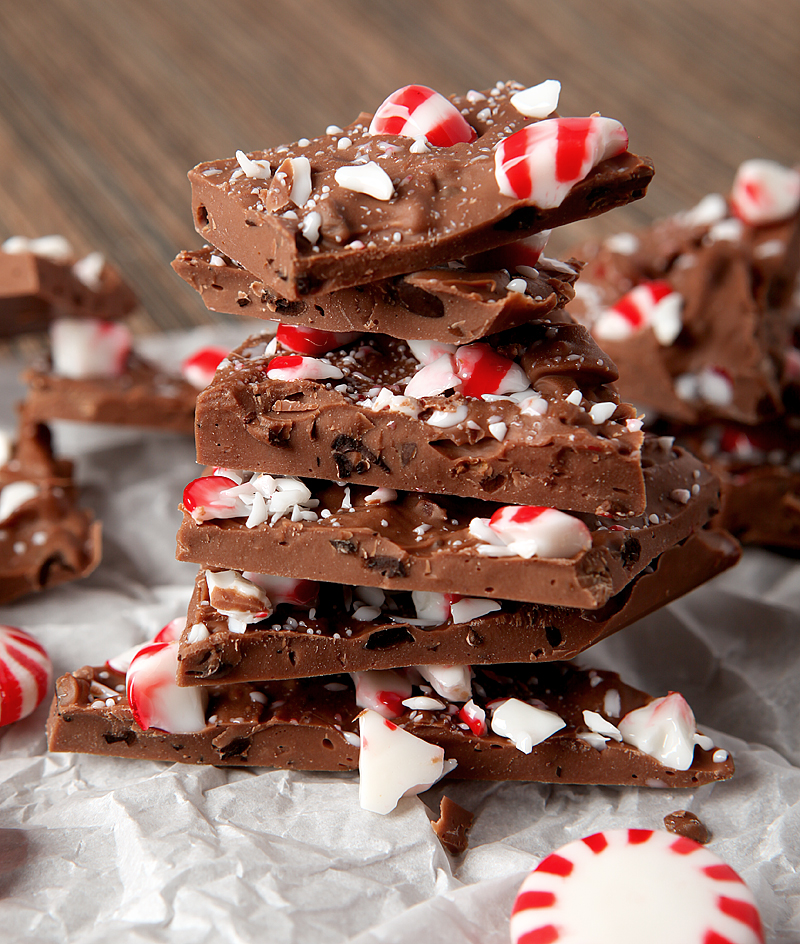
xmin=0 ymin=0 xmax=797 ymax=335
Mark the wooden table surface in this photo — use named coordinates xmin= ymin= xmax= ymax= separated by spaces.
xmin=0 ymin=0 xmax=797 ymax=335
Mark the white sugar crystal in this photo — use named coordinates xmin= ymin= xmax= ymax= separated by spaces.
xmin=335 ymin=161 xmax=394 ymax=201
xmin=491 ymin=698 xmax=565 ymax=753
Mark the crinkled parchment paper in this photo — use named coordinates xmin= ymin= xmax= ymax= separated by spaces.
xmin=0 ymin=328 xmax=797 ymax=943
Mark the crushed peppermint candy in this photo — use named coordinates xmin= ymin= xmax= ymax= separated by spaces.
xmin=618 ymin=691 xmax=714 ymax=770
xmin=126 ymin=641 xmax=207 ymax=734
xmin=50 ymin=317 xmax=131 ymax=379
xmin=730 ymin=158 xmax=800 ymax=226
xmin=334 ymin=161 xmax=394 ymax=201
xmin=509 ymin=79 xmax=561 ymax=119
xmin=593 ymin=281 xmax=683 ymax=346
xmin=470 ymin=505 xmax=592 ymax=560
xmin=368 ymin=85 xmax=476 ymax=147
xmin=490 ymin=697 xmax=565 ymax=753
xmin=266 ymin=354 xmax=344 ymax=381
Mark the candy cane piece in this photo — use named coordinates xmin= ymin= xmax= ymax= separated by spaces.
xmin=276 ymin=324 xmax=361 ymax=356
xmin=730 ymin=159 xmax=800 ymax=226
xmin=266 ymin=354 xmax=344 ymax=381
xmin=368 ymin=85 xmax=476 ymax=147
xmin=351 ymin=669 xmax=412 ymax=719
xmin=182 ymin=475 xmax=250 ymax=523
xmin=126 ymin=641 xmax=207 ymax=733
xmin=50 ymin=317 xmax=131 ymax=379
xmin=488 ymin=506 xmax=592 ymax=559
xmin=454 ymin=343 xmax=531 ymax=398
xmin=495 ymin=116 xmax=628 ymax=208
xmin=181 ymin=346 xmax=228 ymax=389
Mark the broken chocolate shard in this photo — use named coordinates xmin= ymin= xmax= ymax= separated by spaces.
xmin=176 ymin=530 xmax=740 ymax=685
xmin=0 ymin=419 xmax=101 ymax=605
xmin=189 ymin=82 xmax=653 ymax=299
xmin=46 ymin=661 xmax=733 ymax=787
xmin=431 ymin=796 xmax=474 ymax=856
xmin=663 ymin=810 xmax=710 ymax=844
xmin=176 ymin=439 xmax=720 ymax=609
xmin=22 ymin=354 xmax=198 ymax=434
xmin=194 ymin=321 xmax=645 ymax=515
xmin=172 ymin=247 xmax=579 ymax=344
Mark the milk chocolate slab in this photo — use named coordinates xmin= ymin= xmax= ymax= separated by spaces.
xmin=0 ymin=421 xmax=101 ymax=604
xmin=172 ymin=246 xmax=580 ymax=343
xmin=22 ymin=355 xmax=197 ymax=434
xmin=195 ymin=323 xmax=645 ymax=514
xmin=568 ymin=197 xmax=800 ymax=425
xmin=47 ymin=661 xmax=733 ymax=786
xmin=176 ymin=439 xmax=720 ymax=608
xmin=189 ymin=82 xmax=653 ymax=299
xmin=177 ymin=530 xmax=739 ymax=684
xmin=0 ymin=246 xmax=136 ymax=337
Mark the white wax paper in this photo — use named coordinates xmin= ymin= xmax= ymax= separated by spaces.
xmin=0 ymin=329 xmax=798 ymax=943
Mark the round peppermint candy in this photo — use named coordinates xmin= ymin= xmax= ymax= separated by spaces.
xmin=510 ymin=829 xmax=763 ymax=944
xmin=0 ymin=625 xmax=52 ymax=726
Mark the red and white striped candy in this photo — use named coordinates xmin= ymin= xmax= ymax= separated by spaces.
xmin=495 ymin=116 xmax=629 ymax=209
xmin=50 ymin=317 xmax=132 ymax=379
xmin=242 ymin=573 xmax=319 ymax=608
xmin=593 ymin=281 xmax=682 ymax=346
xmin=358 ymin=708 xmax=448 ymax=814
xmin=181 ymin=346 xmax=228 ymax=389
xmin=404 ymin=353 xmax=461 ymax=399
xmin=276 ymin=324 xmax=361 ymax=356
xmin=107 ymin=617 xmax=186 ymax=674
xmin=0 ymin=626 xmax=51 ymax=726
xmin=352 ymin=669 xmax=412 ymax=719
xmin=454 ymin=343 xmax=531 ymax=398
xmin=265 ymin=354 xmax=344 ymax=381
xmin=368 ymin=85 xmax=476 ymax=147
xmin=459 ymin=699 xmax=487 ymax=736
xmin=488 ymin=506 xmax=592 ymax=559
xmin=730 ymin=159 xmax=800 ymax=226
xmin=182 ymin=475 xmax=249 ymax=523
xmin=510 ymin=828 xmax=764 ymax=944
xmin=126 ymin=641 xmax=207 ymax=734
xmin=406 ymin=339 xmax=457 ymax=366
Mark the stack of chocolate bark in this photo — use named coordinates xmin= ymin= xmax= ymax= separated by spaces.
xmin=48 ymin=81 xmax=740 ymax=812
xmin=568 ymin=159 xmax=800 ymax=547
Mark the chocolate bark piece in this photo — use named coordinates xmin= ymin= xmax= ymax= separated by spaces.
xmin=0 ymin=421 xmax=101 ymax=604
xmin=663 ymin=810 xmax=710 ymax=844
xmin=0 ymin=245 xmax=137 ymax=337
xmin=176 ymin=439 xmax=720 ymax=608
xmin=676 ymin=420 xmax=800 ymax=548
xmin=47 ymin=661 xmax=733 ymax=787
xmin=189 ymin=82 xmax=653 ymax=300
xmin=22 ymin=354 xmax=197 ymax=434
xmin=177 ymin=530 xmax=740 ymax=684
xmin=568 ymin=197 xmax=800 ymax=425
xmin=195 ymin=322 xmax=645 ymax=515
xmin=172 ymin=246 xmax=580 ymax=343
xmin=431 ymin=796 xmax=474 ymax=856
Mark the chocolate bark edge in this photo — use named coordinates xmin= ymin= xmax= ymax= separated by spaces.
xmin=47 ymin=662 xmax=733 ymax=787
xmin=176 ymin=529 xmax=740 ymax=685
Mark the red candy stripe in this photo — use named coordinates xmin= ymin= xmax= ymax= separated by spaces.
xmin=369 ymin=85 xmax=476 ymax=147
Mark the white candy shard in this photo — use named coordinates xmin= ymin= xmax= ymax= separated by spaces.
xmin=509 ymin=79 xmax=561 ymax=118
xmin=477 ymin=505 xmax=592 ymax=560
xmin=415 ymin=664 xmax=472 ymax=702
xmin=288 ymin=156 xmax=312 ymax=206
xmin=730 ymin=159 xmax=800 ymax=226
xmin=266 ymin=354 xmax=344 ymax=381
xmin=72 ymin=251 xmax=105 ymax=289
xmin=404 ymin=353 xmax=461 ymax=399
xmin=235 ymin=149 xmax=271 ymax=180
xmin=334 ymin=161 xmax=394 ymax=201
xmin=50 ymin=317 xmax=132 ymax=379
xmin=449 ymin=597 xmax=501 ymax=624
xmin=618 ymin=691 xmax=701 ymax=770
xmin=411 ymin=590 xmax=452 ymax=624
xmin=406 ymin=339 xmax=457 ymax=366
xmin=358 ymin=709 xmax=448 ymax=815
xmin=0 ymin=481 xmax=39 ymax=523
xmin=490 ymin=697 xmax=565 ymax=753
xmin=582 ymin=709 xmax=622 ymax=741
xmin=205 ymin=570 xmax=272 ymax=618
xmin=126 ymin=642 xmax=207 ymax=734
xmin=589 ymin=401 xmax=617 ymax=425
xmin=351 ymin=669 xmax=411 ymax=719
xmin=364 ymin=487 xmax=398 ymax=506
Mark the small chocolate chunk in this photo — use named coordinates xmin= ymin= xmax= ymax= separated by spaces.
xmin=431 ymin=796 xmax=474 ymax=856
xmin=664 ymin=810 xmax=710 ymax=844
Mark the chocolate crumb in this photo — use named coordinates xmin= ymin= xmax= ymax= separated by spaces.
xmin=431 ymin=795 xmax=474 ymax=856
xmin=664 ymin=809 xmax=709 ymax=844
